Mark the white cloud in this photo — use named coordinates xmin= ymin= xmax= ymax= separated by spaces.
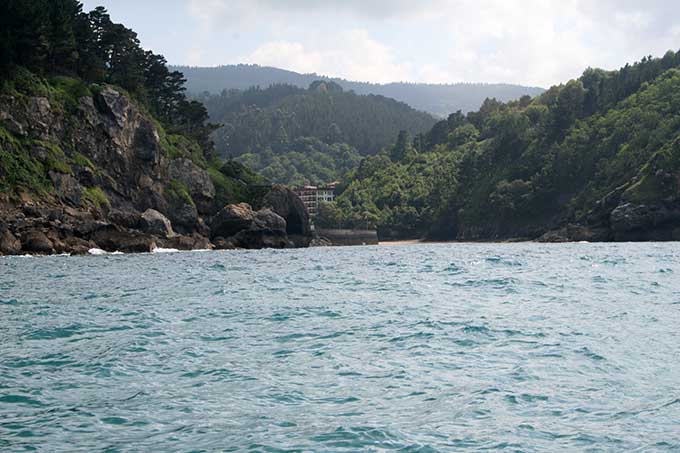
xmin=184 ymin=0 xmax=680 ymax=87
xmin=244 ymin=30 xmax=414 ymax=83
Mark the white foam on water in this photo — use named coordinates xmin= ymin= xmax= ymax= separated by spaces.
xmin=88 ymin=248 xmax=108 ymax=255
xmin=152 ymin=247 xmax=180 ymax=254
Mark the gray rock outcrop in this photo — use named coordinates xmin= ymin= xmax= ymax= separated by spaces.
xmin=140 ymin=209 xmax=174 ymax=238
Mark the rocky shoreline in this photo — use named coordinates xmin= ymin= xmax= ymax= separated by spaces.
xmin=0 ymin=83 xmax=318 ymax=256
xmin=0 ymin=184 xmax=312 ymax=256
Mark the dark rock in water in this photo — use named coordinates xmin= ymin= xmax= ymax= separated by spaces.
xmin=161 ymin=234 xmax=212 ymax=251
xmin=63 ymin=237 xmax=97 ymax=255
xmin=168 ymin=158 xmax=215 ymax=214
xmin=309 ymin=236 xmax=333 ymax=247
xmin=231 ymin=228 xmax=290 ymax=249
xmin=210 ymin=203 xmax=255 ymax=239
xmin=212 ymin=236 xmax=237 ymax=250
xmin=140 ymin=209 xmax=174 ymax=238
xmin=209 ymin=202 xmax=295 ymax=249
xmin=90 ymin=227 xmax=156 ymax=253
xmin=609 ymin=202 xmax=680 ymax=240
xmin=22 ymin=230 xmax=54 ymax=254
xmin=0 ymin=226 xmax=22 ymax=255
xmin=536 ymin=229 xmax=570 ymax=243
xmin=262 ymin=185 xmax=311 ymax=237
xmin=537 ymin=224 xmax=611 ymax=243
xmin=610 ymin=203 xmax=652 ymax=233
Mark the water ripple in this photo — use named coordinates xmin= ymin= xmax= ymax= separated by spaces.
xmin=1 ymin=243 xmax=680 ymax=451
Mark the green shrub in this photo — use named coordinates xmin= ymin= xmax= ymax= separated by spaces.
xmin=70 ymin=152 xmax=95 ymax=170
xmin=32 ymin=140 xmax=73 ymax=175
xmin=162 ymin=134 xmax=207 ymax=168
xmin=48 ymin=76 xmax=93 ymax=113
xmin=82 ymin=186 xmax=109 ymax=209
xmin=166 ymin=179 xmax=194 ymax=206
xmin=0 ymin=127 xmax=53 ymax=195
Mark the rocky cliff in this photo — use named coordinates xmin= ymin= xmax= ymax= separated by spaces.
xmin=0 ymin=79 xmax=312 ymax=255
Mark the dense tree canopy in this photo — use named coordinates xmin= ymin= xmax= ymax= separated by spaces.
xmin=194 ymin=82 xmax=437 ymax=185
xmin=174 ymin=64 xmax=545 ymax=117
xmin=0 ymin=0 xmax=214 ymax=152
xmin=323 ymin=50 xmax=680 ymax=239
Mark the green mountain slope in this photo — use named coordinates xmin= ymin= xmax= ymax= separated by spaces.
xmin=328 ymin=51 xmax=680 ymax=242
xmin=1 ymin=0 xmax=313 ymax=255
xmin=174 ymin=64 xmax=545 ymax=117
xmin=195 ymin=81 xmax=438 ymax=186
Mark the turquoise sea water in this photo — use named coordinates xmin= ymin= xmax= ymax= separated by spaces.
xmin=1 ymin=243 xmax=679 ymax=452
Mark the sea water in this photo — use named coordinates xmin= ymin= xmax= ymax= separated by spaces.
xmin=1 ymin=243 xmax=679 ymax=452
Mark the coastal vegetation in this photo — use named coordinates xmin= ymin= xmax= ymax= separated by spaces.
xmin=0 ymin=0 xmax=313 ymax=256
xmin=194 ymin=81 xmax=437 ymax=185
xmin=323 ymin=51 xmax=680 ymax=241
xmin=175 ymin=64 xmax=545 ymax=117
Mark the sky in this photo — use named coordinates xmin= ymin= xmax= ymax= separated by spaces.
xmin=80 ymin=0 xmax=680 ymax=88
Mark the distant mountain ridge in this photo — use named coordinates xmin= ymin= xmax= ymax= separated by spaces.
xmin=172 ymin=64 xmax=545 ymax=117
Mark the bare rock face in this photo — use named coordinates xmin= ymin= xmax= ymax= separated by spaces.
xmin=133 ymin=120 xmax=161 ymax=162
xmin=168 ymin=158 xmax=215 ymax=214
xmin=49 ymin=171 xmax=82 ymax=205
xmin=95 ymin=87 xmax=130 ymax=128
xmin=85 ymin=86 xmax=163 ymax=201
xmin=0 ymin=110 xmax=26 ymax=136
xmin=140 ymin=209 xmax=174 ymax=238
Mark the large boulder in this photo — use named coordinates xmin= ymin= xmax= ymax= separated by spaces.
xmin=231 ymin=229 xmax=290 ymax=249
xmin=262 ymin=185 xmax=311 ymax=237
xmin=21 ymin=230 xmax=54 ymax=254
xmin=62 ymin=237 xmax=98 ymax=255
xmin=253 ymin=208 xmax=287 ymax=232
xmin=0 ymin=226 xmax=21 ymax=255
xmin=209 ymin=203 xmax=292 ymax=249
xmin=108 ymin=209 xmax=141 ymax=230
xmin=210 ymin=203 xmax=255 ymax=239
xmin=168 ymin=158 xmax=215 ymax=213
xmin=90 ymin=227 xmax=156 ymax=253
xmin=140 ymin=209 xmax=174 ymax=238
xmin=161 ymin=234 xmax=213 ymax=251
xmin=166 ymin=197 xmax=198 ymax=233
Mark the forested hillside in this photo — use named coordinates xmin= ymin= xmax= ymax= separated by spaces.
xmin=194 ymin=81 xmax=437 ymax=185
xmin=174 ymin=64 xmax=545 ymax=117
xmin=323 ymin=51 xmax=680 ymax=242
xmin=1 ymin=0 xmax=314 ymax=255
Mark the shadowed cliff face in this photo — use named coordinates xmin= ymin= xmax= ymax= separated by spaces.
xmin=0 ymin=83 xmax=312 ymax=255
